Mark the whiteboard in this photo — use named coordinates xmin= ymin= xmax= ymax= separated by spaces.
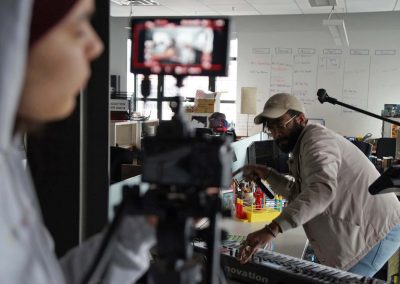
xmin=236 ymin=45 xmax=271 ymax=136
xmin=233 ymin=13 xmax=400 ymax=138
xmin=341 ymin=54 xmax=370 ymax=113
xmin=237 ymin=45 xmax=399 ymax=137
xmin=236 ymin=37 xmax=400 ymax=138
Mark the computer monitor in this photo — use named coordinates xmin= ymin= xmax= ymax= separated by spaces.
xmin=195 ymin=127 xmax=213 ymax=136
xmin=247 ymin=140 xmax=289 ymax=174
xmin=130 ymin=17 xmax=230 ymax=76
xmin=231 ymin=133 xmax=265 ymax=176
xmin=376 ymin=137 xmax=396 ymax=159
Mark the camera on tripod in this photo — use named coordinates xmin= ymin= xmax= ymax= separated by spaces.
xmin=131 ymin=16 xmax=232 ymax=284
xmin=84 ymin=16 xmax=233 ymax=284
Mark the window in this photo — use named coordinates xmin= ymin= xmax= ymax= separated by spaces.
xmin=216 ymin=38 xmax=238 ymax=124
xmin=164 ymin=75 xmax=209 ymax=98
xmin=126 ymin=38 xmax=238 ymax=122
xmin=127 ymin=39 xmax=135 ymax=94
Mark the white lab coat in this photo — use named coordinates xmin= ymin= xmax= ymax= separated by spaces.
xmin=0 ymin=1 xmax=154 ymax=283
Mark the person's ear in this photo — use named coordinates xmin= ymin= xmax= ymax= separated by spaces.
xmin=297 ymin=113 xmax=306 ymax=126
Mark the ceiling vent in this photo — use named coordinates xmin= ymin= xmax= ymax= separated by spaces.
xmin=111 ymin=0 xmax=160 ymax=6
xmin=309 ymin=0 xmax=337 ymax=7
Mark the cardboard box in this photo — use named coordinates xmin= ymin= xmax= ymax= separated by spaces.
xmin=388 ymin=249 xmax=399 ymax=283
xmin=195 ymin=99 xmax=216 ymax=113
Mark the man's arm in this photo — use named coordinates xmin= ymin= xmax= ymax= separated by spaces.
xmin=242 ymin=164 xmax=295 ymax=198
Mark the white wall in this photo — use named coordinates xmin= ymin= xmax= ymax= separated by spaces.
xmin=235 ymin=12 xmax=400 ymax=137
xmin=110 ymin=17 xmax=130 ymax=92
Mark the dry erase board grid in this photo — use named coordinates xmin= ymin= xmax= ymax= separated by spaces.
xmin=235 ymin=32 xmax=400 ymax=138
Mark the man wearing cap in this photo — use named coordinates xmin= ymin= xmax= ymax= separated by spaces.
xmin=238 ymin=93 xmax=400 ymax=277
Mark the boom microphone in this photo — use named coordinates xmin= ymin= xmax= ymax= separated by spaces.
xmin=317 ymin=88 xmax=400 ymax=195
xmin=317 ymin=89 xmax=338 ymax=104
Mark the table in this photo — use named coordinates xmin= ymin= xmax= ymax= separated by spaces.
xmin=109 ymin=176 xmax=308 ymax=259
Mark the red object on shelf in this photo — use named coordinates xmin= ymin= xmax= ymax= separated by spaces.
xmin=253 ymin=188 xmax=264 ymax=210
xmin=235 ymin=200 xmax=246 ymax=219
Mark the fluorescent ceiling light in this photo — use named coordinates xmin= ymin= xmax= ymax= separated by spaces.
xmin=309 ymin=0 xmax=337 ymax=7
xmin=323 ymin=19 xmax=349 ymax=46
xmin=111 ymin=0 xmax=159 ymax=6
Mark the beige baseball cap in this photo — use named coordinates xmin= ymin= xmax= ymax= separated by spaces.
xmin=254 ymin=93 xmax=305 ymax=124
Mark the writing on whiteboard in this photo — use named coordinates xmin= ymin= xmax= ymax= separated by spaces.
xmin=319 ymin=56 xmax=341 ymax=70
xmin=323 ymin=49 xmax=343 ymax=55
xmin=270 ymin=55 xmax=293 ymax=94
xmin=252 ymin=48 xmax=270 ymax=54
xmin=275 ymin=47 xmax=292 ymax=54
xmin=293 ymin=55 xmax=317 ymax=106
xmin=298 ymin=48 xmax=316 ymax=55
xmin=375 ymin=49 xmax=396 ymax=55
xmin=250 ymin=60 xmax=270 ymax=66
xmin=350 ymin=49 xmax=369 ymax=55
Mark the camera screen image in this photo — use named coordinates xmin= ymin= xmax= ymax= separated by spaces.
xmin=131 ymin=17 xmax=229 ymax=76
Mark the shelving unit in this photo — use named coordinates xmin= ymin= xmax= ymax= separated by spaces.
xmin=109 ymin=119 xmax=158 ymax=149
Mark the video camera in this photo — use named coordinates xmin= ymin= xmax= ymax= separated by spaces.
xmin=142 ymin=130 xmax=232 ymax=188
xmin=131 ymin=16 xmax=233 ymax=189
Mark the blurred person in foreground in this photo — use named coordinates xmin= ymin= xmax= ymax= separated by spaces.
xmin=238 ymin=93 xmax=400 ymax=277
xmin=0 ymin=0 xmax=154 ymax=283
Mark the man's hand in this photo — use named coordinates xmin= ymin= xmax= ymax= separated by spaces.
xmin=242 ymin=164 xmax=270 ymax=182
xmin=237 ymin=227 xmax=275 ymax=264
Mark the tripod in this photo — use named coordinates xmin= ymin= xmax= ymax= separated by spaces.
xmin=81 ymin=76 xmax=231 ymax=284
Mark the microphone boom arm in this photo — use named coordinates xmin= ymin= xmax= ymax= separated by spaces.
xmin=317 ymin=89 xmax=400 ymax=126
xmin=316 ymin=88 xmax=400 ymax=195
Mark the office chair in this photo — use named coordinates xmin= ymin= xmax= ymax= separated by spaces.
xmin=376 ymin=138 xmax=396 ymax=159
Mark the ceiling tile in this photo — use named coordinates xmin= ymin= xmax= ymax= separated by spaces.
xmin=218 ymin=10 xmax=261 ymax=15
xmin=346 ymin=0 xmax=397 ymax=13
xmin=158 ymin=0 xmax=201 ymax=4
xmin=110 ymin=0 xmax=400 ymax=16
xmin=207 ymin=3 xmax=258 ymax=12
xmin=179 ymin=11 xmax=220 ymax=15
xmin=111 ymin=3 xmax=178 ymax=16
xmin=295 ymin=0 xmax=346 ymax=14
xmin=200 ymin=0 xmax=249 ymax=4
xmin=166 ymin=4 xmax=215 ymax=12
xmin=246 ymin=0 xmax=294 ymax=4
xmin=252 ymin=3 xmax=302 ymax=15
xmin=301 ymin=6 xmax=345 ymax=14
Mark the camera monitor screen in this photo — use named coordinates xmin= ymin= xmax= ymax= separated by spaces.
xmin=130 ymin=17 xmax=230 ymax=76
